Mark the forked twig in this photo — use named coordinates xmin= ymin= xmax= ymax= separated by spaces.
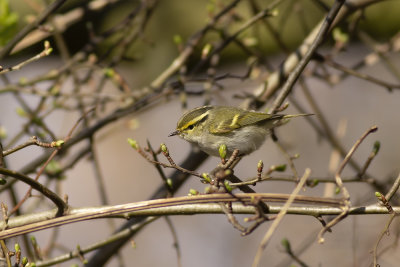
xmin=317 ymin=126 xmax=378 ymax=243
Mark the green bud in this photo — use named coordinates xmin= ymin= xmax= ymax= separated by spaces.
xmin=0 ymin=125 xmax=7 ymax=139
xmin=22 ymin=257 xmax=28 ymax=266
xmin=335 ymin=187 xmax=341 ymax=194
xmin=173 ymin=34 xmax=183 ymax=45
xmin=160 ymin=143 xmax=168 ymax=154
xmin=202 ymin=173 xmax=211 ymax=183
xmin=45 ymin=160 xmax=62 ymax=176
xmin=16 ymin=107 xmax=27 ymax=117
xmin=44 ymin=40 xmax=50 ymax=49
xmin=375 ymin=192 xmax=382 ymax=198
xmin=271 ymin=9 xmax=279 ymax=17
xmin=274 ymin=164 xmax=286 ymax=172
xmin=30 ymin=236 xmax=37 ymax=245
xmin=281 ymin=238 xmax=291 ymax=252
xmin=204 ymin=186 xmax=211 ymax=194
xmin=224 ymin=180 xmax=232 ymax=192
xmin=257 ymin=160 xmax=263 ymax=171
xmin=280 ymin=102 xmax=289 ymax=111
xmin=54 ymin=140 xmax=64 ymax=147
xmin=201 ymin=43 xmax=213 ymax=58
xmin=15 ymin=243 xmax=20 ymax=252
xmin=332 ymin=28 xmax=349 ymax=44
xmin=218 ymin=144 xmax=227 ymax=159
xmin=224 ymin=169 xmax=232 ymax=176
xmin=166 ymin=178 xmax=173 ymax=188
xmin=45 ymin=47 xmax=53 ymax=56
xmin=103 ymin=68 xmax=115 ymax=78
xmin=18 ymin=77 xmax=28 ymax=86
xmin=309 ymin=179 xmax=319 ymax=187
xmin=373 ymin=141 xmax=380 ymax=155
xmin=0 ymin=178 xmax=6 ymax=185
xmin=127 ymin=138 xmax=138 ymax=150
xmin=189 ymin=189 xmax=198 ymax=195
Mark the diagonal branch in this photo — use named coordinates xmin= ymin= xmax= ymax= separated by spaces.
xmin=0 ymin=0 xmax=67 ymax=59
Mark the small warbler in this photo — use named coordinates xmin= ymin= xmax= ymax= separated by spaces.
xmin=169 ymin=106 xmax=311 ymax=157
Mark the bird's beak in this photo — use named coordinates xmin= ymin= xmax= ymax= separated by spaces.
xmin=168 ymin=130 xmax=180 ymax=137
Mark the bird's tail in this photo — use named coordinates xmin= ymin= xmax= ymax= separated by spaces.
xmin=282 ymin=113 xmax=314 ymax=119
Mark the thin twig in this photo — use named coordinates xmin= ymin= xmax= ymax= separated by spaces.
xmin=35 ymin=216 xmax=158 ymax=267
xmin=0 ymin=240 xmax=11 ymax=267
xmin=0 ymin=41 xmax=53 ymax=75
xmin=318 ymin=126 xmax=378 ymax=243
xmin=252 ymin=168 xmax=311 ymax=267
xmin=2 ymin=136 xmax=63 ymax=157
xmin=269 ymin=0 xmax=346 ymax=113
xmin=147 ymin=141 xmax=172 ymax=195
xmin=9 ymin=108 xmax=94 ymax=216
xmin=323 ymin=58 xmax=400 ymax=90
xmin=373 ymin=213 xmax=396 ymax=267
xmin=0 ymin=0 xmax=67 ymax=59
xmin=385 ymin=172 xmax=400 ymax=202
xmin=0 ymin=167 xmax=68 ymax=217
xmin=164 ymin=216 xmax=182 ymax=267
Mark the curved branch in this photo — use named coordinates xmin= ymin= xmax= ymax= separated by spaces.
xmin=0 ymin=168 xmax=68 ymax=217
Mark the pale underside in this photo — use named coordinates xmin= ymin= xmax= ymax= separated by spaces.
xmin=180 ymin=124 xmax=271 ymax=157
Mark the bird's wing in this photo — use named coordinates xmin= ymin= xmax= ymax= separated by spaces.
xmin=209 ymin=110 xmax=283 ymax=134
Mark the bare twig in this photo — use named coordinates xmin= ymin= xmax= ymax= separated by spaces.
xmin=0 ymin=0 xmax=67 ymax=59
xmin=358 ymin=141 xmax=380 ymax=178
xmin=373 ymin=213 xmax=396 ymax=267
xmin=9 ymin=108 xmax=94 ymax=216
xmin=318 ymin=126 xmax=378 ymax=243
xmin=2 ymin=136 xmax=63 ymax=157
xmin=0 ymin=240 xmax=11 ymax=267
xmin=269 ymin=0 xmax=346 ymax=112
xmin=35 ymin=216 xmax=158 ymax=267
xmin=323 ymin=57 xmax=400 ymax=91
xmin=252 ymin=168 xmax=311 ymax=267
xmin=164 ymin=216 xmax=182 ymax=267
xmin=385 ymin=172 xmax=400 ymax=202
xmin=0 ymin=41 xmax=53 ymax=75
xmin=0 ymin=167 xmax=68 ymax=217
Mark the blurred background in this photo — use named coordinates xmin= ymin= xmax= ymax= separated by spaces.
xmin=1 ymin=0 xmax=400 ymax=266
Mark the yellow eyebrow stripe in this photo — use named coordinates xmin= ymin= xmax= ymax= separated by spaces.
xmin=181 ymin=110 xmax=210 ymax=130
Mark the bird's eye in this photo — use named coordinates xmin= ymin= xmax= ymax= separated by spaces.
xmin=188 ymin=125 xmax=194 ymax=130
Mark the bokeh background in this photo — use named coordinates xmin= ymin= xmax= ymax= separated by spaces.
xmin=1 ymin=0 xmax=400 ymax=266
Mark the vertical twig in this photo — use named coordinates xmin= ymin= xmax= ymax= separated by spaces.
xmin=373 ymin=213 xmax=396 ymax=267
xmin=252 ymin=168 xmax=311 ymax=267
